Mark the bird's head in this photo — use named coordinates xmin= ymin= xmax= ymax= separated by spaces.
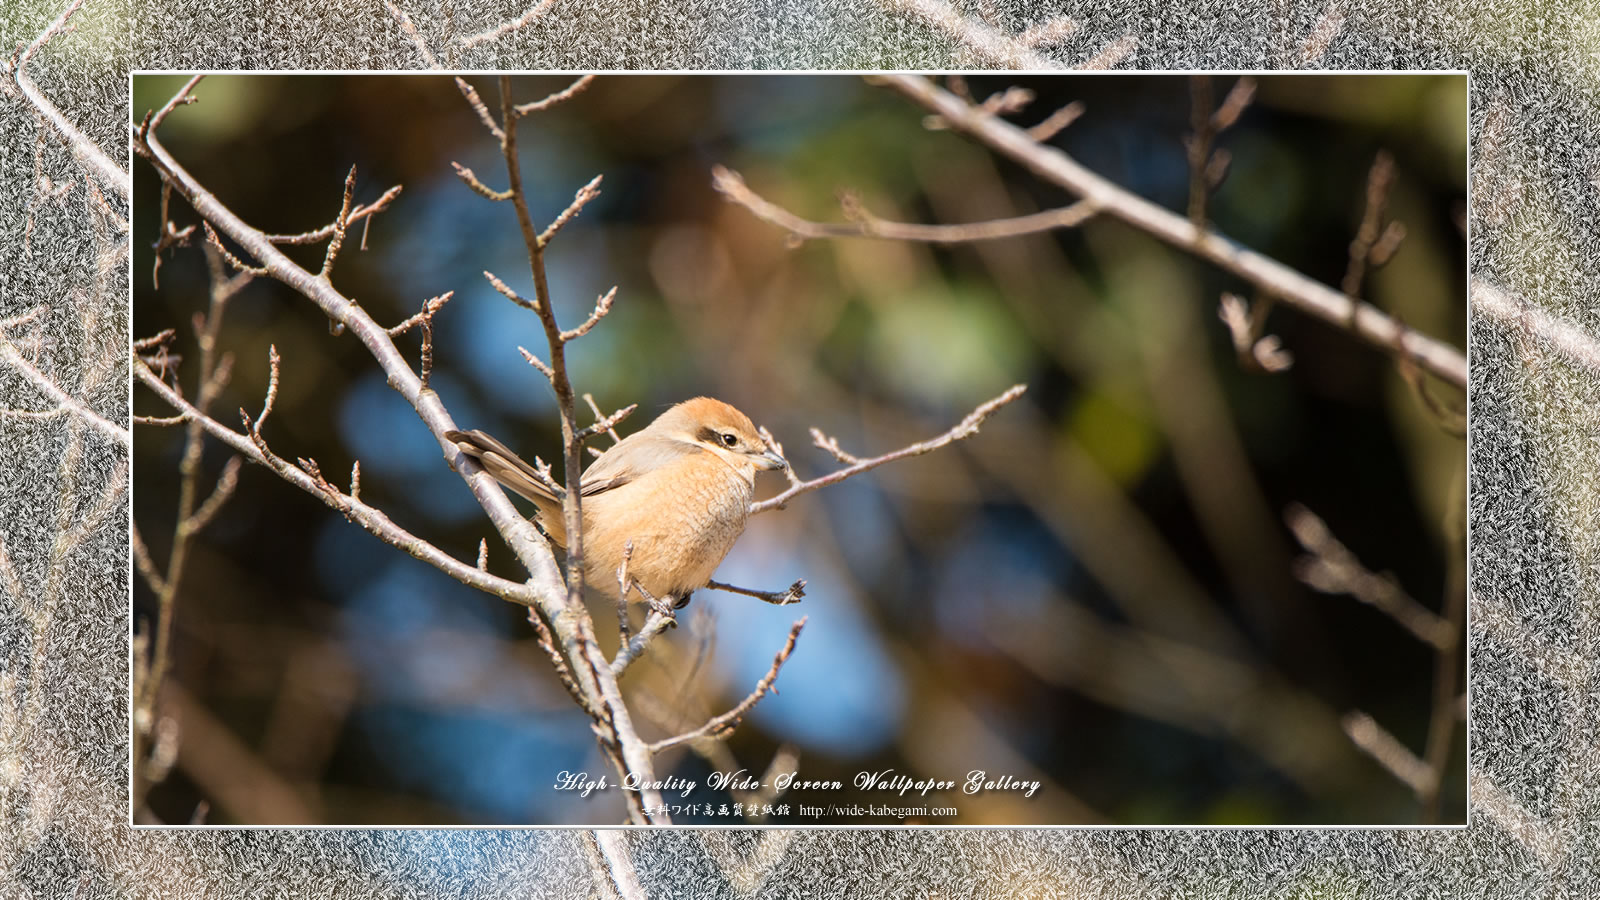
xmin=656 ymin=397 xmax=788 ymax=472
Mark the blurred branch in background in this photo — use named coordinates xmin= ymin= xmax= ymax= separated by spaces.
xmin=1288 ymin=496 xmax=1466 ymax=823
xmin=130 ymin=245 xmax=249 ymax=819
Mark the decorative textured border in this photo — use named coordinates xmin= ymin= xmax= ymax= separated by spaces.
xmin=2 ymin=0 xmax=1593 ymax=894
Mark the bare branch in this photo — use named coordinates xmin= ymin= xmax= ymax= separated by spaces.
xmin=451 ymin=161 xmax=511 ymax=201
xmin=202 ymin=222 xmax=268 ymax=276
xmin=584 ymin=394 xmax=624 ymax=444
xmin=483 ymin=269 xmax=538 ymax=311
xmin=809 ymin=427 xmax=859 ymax=464
xmin=386 ymin=291 xmax=456 ymax=337
xmin=518 ymin=345 xmax=555 ymax=381
xmin=1474 ymin=278 xmax=1600 ymax=376
xmin=1078 ymin=35 xmax=1138 ymax=70
xmin=561 ymin=287 xmax=618 ymax=341
xmin=612 ymin=610 xmax=676 ymax=677
xmin=1343 ymin=710 xmax=1434 ymax=798
xmin=1017 ymin=16 xmax=1079 ymax=48
xmin=648 ymin=618 xmax=806 ymax=753
xmin=135 ymin=358 xmax=540 ymax=605
xmin=1342 ymin=151 xmax=1400 ymax=303
xmin=515 ymin=74 xmax=597 ymax=116
xmin=880 ymin=0 xmax=1064 ymax=69
xmin=184 ymin=456 xmax=242 ymax=535
xmin=1298 ymin=2 xmax=1346 ymax=64
xmin=1218 ymin=293 xmax=1293 ymax=374
xmin=715 ymin=165 xmax=1096 ymax=245
xmin=539 ymin=175 xmax=604 ymax=246
xmin=1284 ymin=503 xmax=1452 ymax=649
xmin=129 ymin=522 xmax=166 ymax=596
xmin=706 ymin=579 xmax=807 ymax=606
xmin=752 ymin=384 xmax=1027 ymax=515
xmin=454 ymin=77 xmax=504 ymax=141
xmin=317 ymin=165 xmax=359 ymax=279
xmin=139 ymin=74 xmax=205 ymax=143
xmin=577 ymin=402 xmax=637 ymax=442
xmin=1027 ymin=101 xmax=1085 ymax=142
xmin=264 ymin=184 xmax=402 ymax=245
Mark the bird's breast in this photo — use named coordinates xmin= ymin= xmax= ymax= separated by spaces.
xmin=583 ymin=458 xmax=755 ymax=600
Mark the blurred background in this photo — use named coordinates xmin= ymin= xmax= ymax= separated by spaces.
xmin=131 ymin=74 xmax=1466 ymax=826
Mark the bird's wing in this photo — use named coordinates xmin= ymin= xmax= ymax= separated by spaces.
xmin=578 ymin=431 xmax=702 ymax=497
xmin=448 ymin=427 xmax=703 ymax=501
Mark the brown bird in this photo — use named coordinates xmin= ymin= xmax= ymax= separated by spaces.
xmin=447 ymin=398 xmax=787 ymax=611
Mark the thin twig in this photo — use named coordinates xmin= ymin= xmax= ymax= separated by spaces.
xmin=1284 ymin=503 xmax=1452 ymax=649
xmin=1342 ymin=151 xmax=1400 ymax=303
xmin=561 ymin=287 xmax=618 ymax=341
xmin=706 ymin=579 xmax=807 ymax=606
xmin=577 ymin=402 xmax=636 ymax=442
xmin=263 ymin=184 xmax=402 ymax=245
xmin=515 ymin=74 xmax=597 ymax=116
xmin=648 ymin=618 xmax=807 ymax=753
xmin=880 ymin=0 xmax=1064 ymax=68
xmin=539 ymin=175 xmax=604 ymax=246
xmin=612 ymin=611 xmax=677 ymax=677
xmin=317 ymin=165 xmax=359 ymax=279
xmin=1343 ymin=710 xmax=1434 ymax=797
xmin=484 ymin=270 xmax=538 ymax=311
xmin=752 ymin=384 xmax=1027 ymax=514
xmin=585 ymin=394 xmax=625 ymax=444
xmin=454 ymin=77 xmax=504 ymax=141
xmin=135 ymin=358 xmax=539 ymax=605
xmin=1027 ymin=101 xmax=1085 ymax=142
xmin=1218 ymin=293 xmax=1293 ymax=373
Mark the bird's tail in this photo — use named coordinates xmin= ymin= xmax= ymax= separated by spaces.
xmin=445 ymin=428 xmax=567 ymax=545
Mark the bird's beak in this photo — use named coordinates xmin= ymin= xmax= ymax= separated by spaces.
xmin=759 ymin=449 xmax=789 ymax=471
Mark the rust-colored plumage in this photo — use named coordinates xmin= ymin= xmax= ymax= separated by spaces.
xmin=447 ymin=397 xmax=787 ymax=608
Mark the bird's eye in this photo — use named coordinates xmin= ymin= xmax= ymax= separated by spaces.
xmin=720 ymin=432 xmax=738 ymax=448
